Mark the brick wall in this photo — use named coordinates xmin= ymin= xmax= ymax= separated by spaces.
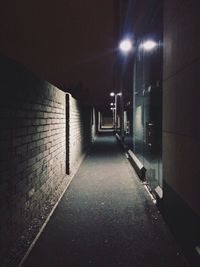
xmin=0 ymin=56 xmax=92 ymax=262
xmin=91 ymin=107 xmax=96 ymax=142
xmin=67 ymin=95 xmax=91 ymax=174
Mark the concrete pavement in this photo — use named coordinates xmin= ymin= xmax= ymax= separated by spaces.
xmin=22 ymin=135 xmax=189 ymax=267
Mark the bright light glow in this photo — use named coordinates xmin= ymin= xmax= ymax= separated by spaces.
xmin=110 ymin=92 xmax=122 ymax=97
xmin=110 ymin=107 xmax=116 ymax=110
xmin=110 ymin=103 xmax=114 ymax=106
xmin=141 ymin=40 xmax=157 ymax=51
xmin=119 ymin=39 xmax=132 ymax=53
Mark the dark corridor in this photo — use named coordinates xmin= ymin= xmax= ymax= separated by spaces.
xmin=21 ymin=135 xmax=189 ymax=267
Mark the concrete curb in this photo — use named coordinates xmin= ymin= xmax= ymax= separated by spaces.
xmin=115 ymin=133 xmax=146 ymax=181
xmin=127 ymin=149 xmax=146 ymax=181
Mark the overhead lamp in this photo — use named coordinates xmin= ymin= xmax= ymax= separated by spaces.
xmin=141 ymin=40 xmax=157 ymax=51
xmin=119 ymin=39 xmax=132 ymax=53
xmin=117 ymin=92 xmax=122 ymax=96
xmin=110 ymin=92 xmax=115 ymax=97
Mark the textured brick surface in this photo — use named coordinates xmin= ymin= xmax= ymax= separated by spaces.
xmin=67 ymin=95 xmax=92 ymax=174
xmin=0 ymin=56 xmax=93 ymax=262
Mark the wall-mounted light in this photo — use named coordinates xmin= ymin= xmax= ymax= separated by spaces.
xmin=110 ymin=92 xmax=115 ymax=97
xmin=119 ymin=39 xmax=132 ymax=53
xmin=140 ymin=40 xmax=157 ymax=51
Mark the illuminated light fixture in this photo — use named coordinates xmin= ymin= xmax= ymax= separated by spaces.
xmin=119 ymin=39 xmax=132 ymax=53
xmin=110 ymin=103 xmax=114 ymax=106
xmin=110 ymin=92 xmax=122 ymax=97
xmin=141 ymin=40 xmax=157 ymax=51
xmin=110 ymin=107 xmax=116 ymax=110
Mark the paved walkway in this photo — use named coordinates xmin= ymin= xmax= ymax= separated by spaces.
xmin=22 ymin=135 xmax=189 ymax=267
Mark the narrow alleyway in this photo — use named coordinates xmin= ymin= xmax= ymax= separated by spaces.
xmin=22 ymin=135 xmax=189 ymax=267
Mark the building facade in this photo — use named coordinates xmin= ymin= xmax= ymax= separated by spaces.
xmin=116 ymin=1 xmax=200 ymax=266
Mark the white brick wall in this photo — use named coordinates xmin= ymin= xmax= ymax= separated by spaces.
xmin=0 ymin=57 xmax=93 ymax=261
xmin=67 ymin=94 xmax=92 ymax=174
xmin=0 ymin=64 xmax=68 ymax=259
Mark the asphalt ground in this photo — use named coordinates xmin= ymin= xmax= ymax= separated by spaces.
xmin=22 ymin=135 xmax=190 ymax=267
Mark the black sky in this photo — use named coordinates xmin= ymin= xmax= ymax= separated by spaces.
xmin=0 ymin=0 xmax=116 ymax=106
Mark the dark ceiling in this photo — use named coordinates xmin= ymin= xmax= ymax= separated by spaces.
xmin=0 ymin=0 xmax=117 ymax=107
